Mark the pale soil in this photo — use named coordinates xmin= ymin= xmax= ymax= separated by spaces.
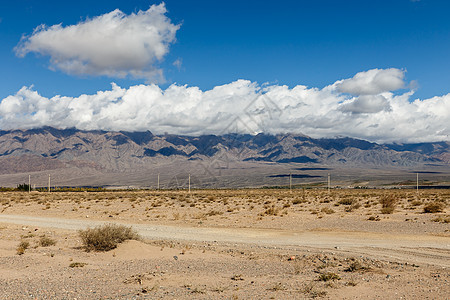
xmin=0 ymin=189 xmax=449 ymax=299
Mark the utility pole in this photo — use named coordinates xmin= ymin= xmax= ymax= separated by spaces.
xmin=289 ymin=173 xmax=292 ymax=192
xmin=327 ymin=173 xmax=330 ymax=193
xmin=48 ymin=174 xmax=51 ymax=193
xmin=28 ymin=175 xmax=31 ymax=193
xmin=157 ymin=173 xmax=160 ymax=190
xmin=417 ymin=173 xmax=419 ymax=193
xmin=188 ymin=174 xmax=191 ymax=193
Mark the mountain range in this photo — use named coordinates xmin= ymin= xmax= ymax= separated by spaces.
xmin=0 ymin=127 xmax=448 ymax=188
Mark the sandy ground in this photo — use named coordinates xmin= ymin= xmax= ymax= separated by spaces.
xmin=0 ymin=189 xmax=449 ymax=299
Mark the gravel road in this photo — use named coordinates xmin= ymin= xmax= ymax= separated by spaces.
xmin=1 ymin=213 xmax=449 ymax=268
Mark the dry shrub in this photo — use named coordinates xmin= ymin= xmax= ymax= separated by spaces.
xmin=39 ymin=235 xmax=57 ymax=247
xmin=380 ymin=193 xmax=397 ymax=214
xmin=206 ymin=210 xmax=223 ymax=216
xmin=16 ymin=240 xmax=30 ymax=255
xmin=69 ymin=262 xmax=86 ymax=268
xmin=302 ymin=283 xmax=327 ymax=298
xmin=410 ymin=200 xmax=422 ymax=206
xmin=259 ymin=205 xmax=279 ymax=216
xmin=345 ymin=260 xmax=369 ymax=272
xmin=423 ymin=201 xmax=444 ymax=213
xmin=292 ymin=197 xmax=307 ymax=205
xmin=317 ymin=272 xmax=341 ymax=281
xmin=338 ymin=198 xmax=356 ymax=206
xmin=321 ymin=207 xmax=335 ymax=214
xmin=431 ymin=215 xmax=450 ymax=223
xmin=345 ymin=202 xmax=361 ymax=212
xmin=79 ymin=223 xmax=141 ymax=252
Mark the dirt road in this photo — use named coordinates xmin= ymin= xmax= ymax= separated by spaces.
xmin=1 ymin=213 xmax=449 ymax=268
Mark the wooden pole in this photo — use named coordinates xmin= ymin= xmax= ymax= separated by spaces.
xmin=289 ymin=173 xmax=292 ymax=192
xmin=328 ymin=173 xmax=330 ymax=193
xmin=48 ymin=174 xmax=51 ymax=192
xmin=188 ymin=174 xmax=191 ymax=193
xmin=417 ymin=173 xmax=419 ymax=193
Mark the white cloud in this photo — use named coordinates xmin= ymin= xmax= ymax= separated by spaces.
xmin=339 ymin=95 xmax=391 ymax=114
xmin=0 ymin=68 xmax=449 ymax=143
xmin=173 ymin=58 xmax=182 ymax=70
xmin=14 ymin=3 xmax=179 ymax=81
xmin=336 ymin=68 xmax=405 ymax=95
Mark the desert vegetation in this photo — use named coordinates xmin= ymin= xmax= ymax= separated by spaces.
xmin=0 ymin=188 xmax=448 ymax=298
xmin=0 ymin=188 xmax=447 ymax=231
xmin=79 ymin=223 xmax=141 ymax=252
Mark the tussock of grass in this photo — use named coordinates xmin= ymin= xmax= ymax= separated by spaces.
xmin=345 ymin=260 xmax=369 ymax=272
xmin=78 ymin=223 xmax=141 ymax=252
xmin=338 ymin=198 xmax=356 ymax=206
xmin=39 ymin=235 xmax=57 ymax=247
xmin=380 ymin=193 xmax=397 ymax=214
xmin=431 ymin=215 xmax=450 ymax=223
xmin=317 ymin=272 xmax=341 ymax=281
xmin=69 ymin=262 xmax=87 ymax=268
xmin=423 ymin=201 xmax=444 ymax=213
xmin=16 ymin=240 xmax=30 ymax=255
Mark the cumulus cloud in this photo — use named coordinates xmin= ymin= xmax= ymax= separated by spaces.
xmin=0 ymin=68 xmax=449 ymax=143
xmin=14 ymin=3 xmax=179 ymax=81
xmin=339 ymin=95 xmax=391 ymax=114
xmin=336 ymin=68 xmax=405 ymax=95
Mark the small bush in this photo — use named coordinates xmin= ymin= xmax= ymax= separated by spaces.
xmin=431 ymin=216 xmax=450 ymax=223
xmin=292 ymin=198 xmax=307 ymax=205
xmin=259 ymin=205 xmax=279 ymax=216
xmin=380 ymin=193 xmax=397 ymax=214
xmin=338 ymin=198 xmax=355 ymax=206
xmin=410 ymin=200 xmax=422 ymax=206
xmin=321 ymin=207 xmax=335 ymax=214
xmin=317 ymin=272 xmax=341 ymax=281
xmin=345 ymin=202 xmax=361 ymax=212
xmin=345 ymin=260 xmax=368 ymax=272
xmin=39 ymin=235 xmax=57 ymax=247
xmin=78 ymin=223 xmax=141 ymax=252
xmin=16 ymin=240 xmax=30 ymax=255
xmin=380 ymin=206 xmax=395 ymax=214
xmin=69 ymin=262 xmax=86 ymax=268
xmin=302 ymin=283 xmax=327 ymax=298
xmin=423 ymin=202 xmax=444 ymax=213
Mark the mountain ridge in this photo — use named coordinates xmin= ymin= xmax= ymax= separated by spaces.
xmin=0 ymin=127 xmax=448 ymax=187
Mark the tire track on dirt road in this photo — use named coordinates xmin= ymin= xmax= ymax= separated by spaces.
xmin=1 ymin=213 xmax=449 ymax=268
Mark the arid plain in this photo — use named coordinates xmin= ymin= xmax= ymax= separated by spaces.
xmin=0 ymin=189 xmax=449 ymax=299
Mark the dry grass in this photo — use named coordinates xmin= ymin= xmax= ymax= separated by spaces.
xmin=423 ymin=201 xmax=445 ymax=213
xmin=78 ymin=223 xmax=141 ymax=252
xmin=317 ymin=272 xmax=341 ymax=282
xmin=69 ymin=262 xmax=87 ymax=268
xmin=38 ymin=235 xmax=57 ymax=247
xmin=0 ymin=189 xmax=447 ymax=230
xmin=380 ymin=193 xmax=397 ymax=214
xmin=16 ymin=240 xmax=30 ymax=255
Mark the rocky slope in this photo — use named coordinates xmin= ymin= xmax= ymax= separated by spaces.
xmin=0 ymin=127 xmax=448 ymax=176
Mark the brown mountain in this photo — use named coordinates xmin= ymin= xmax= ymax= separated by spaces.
xmin=0 ymin=127 xmax=448 ymax=188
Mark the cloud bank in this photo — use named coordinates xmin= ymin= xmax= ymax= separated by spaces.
xmin=0 ymin=68 xmax=449 ymax=143
xmin=14 ymin=3 xmax=179 ymax=81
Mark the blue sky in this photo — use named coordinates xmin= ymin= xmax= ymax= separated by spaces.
xmin=0 ymin=0 xmax=449 ymax=142
xmin=1 ymin=0 xmax=449 ymax=99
